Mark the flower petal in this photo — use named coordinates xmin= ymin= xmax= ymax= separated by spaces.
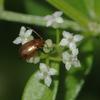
xmin=69 ymin=42 xmax=76 ymax=50
xmin=72 ymin=48 xmax=79 ymax=56
xmin=27 ymin=56 xmax=40 ymax=64
xmin=43 ymin=46 xmax=51 ymax=53
xmin=59 ymin=38 xmax=69 ymax=46
xmin=43 ymin=39 xmax=53 ymax=53
xmin=33 ymin=56 xmax=40 ymax=64
xmin=69 ymin=43 xmax=79 ymax=56
xmin=19 ymin=26 xmax=26 ymax=36
xmin=21 ymin=38 xmax=29 ymax=45
xmin=39 ymin=63 xmax=48 ymax=73
xmin=44 ymin=76 xmax=52 ymax=87
xmin=62 ymin=51 xmax=70 ymax=63
xmin=62 ymin=31 xmax=72 ymax=39
xmin=73 ymin=35 xmax=84 ymax=42
xmin=65 ymin=62 xmax=71 ymax=70
xmin=53 ymin=11 xmax=63 ymax=17
xmin=48 ymin=68 xmax=57 ymax=75
xmin=46 ymin=20 xmax=53 ymax=27
xmin=13 ymin=37 xmax=22 ymax=44
xmin=35 ymin=71 xmax=44 ymax=80
xmin=44 ymin=15 xmax=51 ymax=20
xmin=55 ymin=17 xmax=64 ymax=23
xmin=73 ymin=58 xmax=81 ymax=67
xmin=45 ymin=39 xmax=53 ymax=47
xmin=24 ymin=29 xmax=33 ymax=38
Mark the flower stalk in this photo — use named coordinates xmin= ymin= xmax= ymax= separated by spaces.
xmin=0 ymin=10 xmax=81 ymax=30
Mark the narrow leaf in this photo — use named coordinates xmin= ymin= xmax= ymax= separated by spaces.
xmin=24 ymin=0 xmax=54 ymax=15
xmin=0 ymin=0 xmax=4 ymax=10
xmin=83 ymin=0 xmax=96 ymax=19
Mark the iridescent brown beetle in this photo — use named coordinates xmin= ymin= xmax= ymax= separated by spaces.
xmin=19 ymin=29 xmax=44 ymax=59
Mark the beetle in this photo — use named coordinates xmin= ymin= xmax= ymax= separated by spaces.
xmin=19 ymin=29 xmax=44 ymax=59
xmin=19 ymin=39 xmax=44 ymax=59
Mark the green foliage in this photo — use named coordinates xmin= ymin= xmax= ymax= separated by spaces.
xmin=0 ymin=0 xmax=99 ymax=100
xmin=22 ymin=62 xmax=59 ymax=100
xmin=0 ymin=0 xmax=4 ymax=10
xmin=65 ymin=39 xmax=93 ymax=100
xmin=64 ymin=0 xmax=89 ymax=18
xmin=95 ymin=0 xmax=100 ymax=21
xmin=24 ymin=0 xmax=54 ymax=15
xmin=47 ymin=0 xmax=89 ymax=29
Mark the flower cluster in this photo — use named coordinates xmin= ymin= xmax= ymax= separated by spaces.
xmin=43 ymin=39 xmax=54 ymax=53
xmin=13 ymin=11 xmax=83 ymax=87
xmin=60 ymin=31 xmax=83 ymax=70
xmin=13 ymin=26 xmax=55 ymax=87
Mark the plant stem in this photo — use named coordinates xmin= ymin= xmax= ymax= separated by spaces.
xmin=49 ymin=57 xmax=61 ymax=62
xmin=56 ymin=29 xmax=60 ymax=45
xmin=0 ymin=10 xmax=81 ymax=31
xmin=0 ymin=10 xmax=46 ymax=26
xmin=50 ymin=62 xmax=60 ymax=100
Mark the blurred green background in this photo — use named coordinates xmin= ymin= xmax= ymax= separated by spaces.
xmin=0 ymin=0 xmax=100 ymax=100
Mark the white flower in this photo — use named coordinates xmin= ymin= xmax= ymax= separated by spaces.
xmin=36 ymin=63 xmax=57 ymax=87
xmin=62 ymin=51 xmax=81 ymax=70
xmin=60 ymin=31 xmax=83 ymax=54
xmin=43 ymin=39 xmax=53 ymax=53
xmin=88 ymin=22 xmax=100 ymax=33
xmin=13 ymin=26 xmax=33 ymax=45
xmin=44 ymin=11 xmax=64 ymax=27
xmin=26 ymin=56 xmax=40 ymax=64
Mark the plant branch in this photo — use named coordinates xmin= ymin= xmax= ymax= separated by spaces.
xmin=0 ymin=10 xmax=81 ymax=31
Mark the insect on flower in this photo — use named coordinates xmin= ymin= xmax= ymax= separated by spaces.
xmin=19 ymin=28 xmax=44 ymax=59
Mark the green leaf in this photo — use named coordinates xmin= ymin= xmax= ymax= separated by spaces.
xmin=94 ymin=0 xmax=100 ymax=22
xmin=22 ymin=62 xmax=59 ymax=100
xmin=83 ymin=0 xmax=96 ymax=19
xmin=24 ymin=0 xmax=54 ymax=15
xmin=65 ymin=39 xmax=93 ymax=100
xmin=63 ymin=0 xmax=89 ymax=18
xmin=0 ymin=0 xmax=4 ymax=10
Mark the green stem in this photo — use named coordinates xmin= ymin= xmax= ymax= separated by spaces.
xmin=49 ymin=57 xmax=61 ymax=62
xmin=56 ymin=29 xmax=60 ymax=45
xmin=55 ymin=29 xmax=63 ymax=54
xmin=0 ymin=10 xmax=81 ymax=31
xmin=45 ymin=57 xmax=49 ymax=65
xmin=50 ymin=62 xmax=60 ymax=100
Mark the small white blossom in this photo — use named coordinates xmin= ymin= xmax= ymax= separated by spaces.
xmin=88 ymin=22 xmax=100 ymax=34
xmin=13 ymin=26 xmax=33 ymax=45
xmin=36 ymin=63 xmax=57 ymax=87
xmin=60 ymin=31 xmax=83 ymax=54
xmin=27 ymin=56 xmax=40 ymax=64
xmin=44 ymin=11 xmax=64 ymax=27
xmin=62 ymin=51 xmax=81 ymax=70
xmin=43 ymin=39 xmax=53 ymax=53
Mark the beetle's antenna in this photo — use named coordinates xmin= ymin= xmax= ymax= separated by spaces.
xmin=27 ymin=27 xmax=43 ymax=39
xmin=32 ymin=29 xmax=43 ymax=40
